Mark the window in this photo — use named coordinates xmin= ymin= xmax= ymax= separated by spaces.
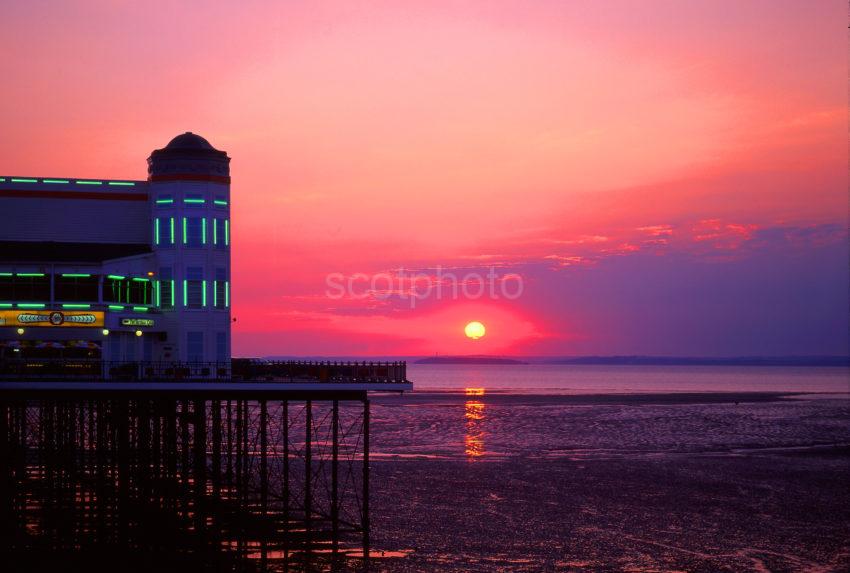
xmin=0 ymin=273 xmax=50 ymax=302
xmin=55 ymin=274 xmax=99 ymax=302
xmin=159 ymin=267 xmax=174 ymax=309
xmin=216 ymin=332 xmax=227 ymax=362
xmin=155 ymin=217 xmax=174 ymax=246
xmin=127 ymin=279 xmax=153 ymax=305
xmin=183 ymin=217 xmax=206 ymax=247
xmin=213 ymin=218 xmax=226 ymax=249
xmin=184 ymin=267 xmax=205 ymax=309
xmin=214 ymin=268 xmax=227 ymax=309
xmin=187 ymin=332 xmax=204 ymax=362
xmin=103 ymin=276 xmax=125 ymax=303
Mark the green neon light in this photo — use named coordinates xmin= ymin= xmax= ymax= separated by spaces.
xmin=61 ymin=273 xmax=91 ymax=277
xmin=202 ymin=218 xmax=207 ymax=244
xmin=182 ymin=217 xmax=187 ymax=244
xmin=107 ymin=275 xmax=125 ymax=280
xmin=133 ymin=306 xmax=148 ymax=312
xmin=43 ymin=179 xmax=70 ymax=184
xmin=108 ymin=181 xmax=135 ymax=186
xmin=155 ymin=281 xmax=161 ymax=306
xmin=18 ymin=303 xmax=45 ymax=308
xmin=0 ymin=273 xmax=13 ymax=277
xmin=184 ymin=198 xmax=206 ymax=204
xmin=225 ymin=220 xmax=229 ymax=245
xmin=132 ymin=277 xmax=149 ymax=282
xmin=76 ymin=180 xmax=102 ymax=185
xmin=213 ymin=219 xmax=218 ymax=244
xmin=155 ymin=218 xmax=160 ymax=245
xmin=0 ymin=303 xmax=13 ymax=308
xmin=156 ymin=198 xmax=174 ymax=204
xmin=0 ymin=178 xmax=5 ymax=182
xmin=183 ymin=280 xmax=188 ymax=307
xmin=214 ymin=199 xmax=228 ymax=206
xmin=16 ymin=273 xmax=45 ymax=277
xmin=225 ymin=281 xmax=229 ymax=307
xmin=169 ymin=217 xmax=175 ymax=244
xmin=11 ymin=178 xmax=37 ymax=183
xmin=202 ymin=280 xmax=207 ymax=307
xmin=62 ymin=304 xmax=90 ymax=309
xmin=170 ymin=279 xmax=175 ymax=307
xmin=108 ymin=305 xmax=124 ymax=311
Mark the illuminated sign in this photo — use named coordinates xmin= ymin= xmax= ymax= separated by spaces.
xmin=0 ymin=310 xmax=105 ymax=328
xmin=120 ymin=318 xmax=154 ymax=327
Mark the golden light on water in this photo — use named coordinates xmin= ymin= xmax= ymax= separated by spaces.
xmin=464 ymin=387 xmax=486 ymax=458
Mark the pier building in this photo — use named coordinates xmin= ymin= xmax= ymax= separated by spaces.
xmin=0 ymin=133 xmax=231 ymax=366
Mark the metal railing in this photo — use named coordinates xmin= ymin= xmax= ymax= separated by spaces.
xmin=0 ymin=358 xmax=408 ymax=384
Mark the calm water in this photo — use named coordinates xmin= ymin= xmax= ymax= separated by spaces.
xmin=406 ymin=363 xmax=850 ymax=394
xmin=368 ymin=365 xmax=850 ymax=571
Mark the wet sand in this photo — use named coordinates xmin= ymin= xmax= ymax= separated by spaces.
xmin=366 ymin=392 xmax=850 ymax=571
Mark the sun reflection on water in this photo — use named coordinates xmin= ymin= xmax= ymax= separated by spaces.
xmin=464 ymin=388 xmax=486 ymax=459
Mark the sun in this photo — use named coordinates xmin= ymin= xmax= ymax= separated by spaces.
xmin=464 ymin=321 xmax=486 ymax=340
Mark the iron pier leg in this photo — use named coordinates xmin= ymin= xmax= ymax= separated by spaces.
xmin=363 ymin=398 xmax=370 ymax=569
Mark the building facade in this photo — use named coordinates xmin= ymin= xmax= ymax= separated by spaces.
xmin=0 ymin=132 xmax=231 ymax=367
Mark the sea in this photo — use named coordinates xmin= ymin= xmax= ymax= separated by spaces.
xmin=367 ymin=364 xmax=850 ymax=571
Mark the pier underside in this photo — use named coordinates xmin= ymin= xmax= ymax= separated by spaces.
xmin=0 ymin=389 xmax=374 ymax=571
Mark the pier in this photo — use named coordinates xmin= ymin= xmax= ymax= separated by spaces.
xmin=0 ymin=360 xmax=410 ymax=571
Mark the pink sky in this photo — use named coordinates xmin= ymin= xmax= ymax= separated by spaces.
xmin=1 ymin=1 xmax=846 ymax=356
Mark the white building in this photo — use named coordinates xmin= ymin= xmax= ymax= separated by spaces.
xmin=0 ymin=133 xmax=231 ymax=368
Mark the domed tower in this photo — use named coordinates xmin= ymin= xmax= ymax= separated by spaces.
xmin=148 ymin=133 xmax=231 ymax=367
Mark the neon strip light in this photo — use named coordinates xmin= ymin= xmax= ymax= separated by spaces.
xmin=62 ymin=304 xmax=90 ymax=309
xmin=0 ymin=178 xmax=5 ymax=182
xmin=61 ymin=273 xmax=91 ymax=277
xmin=11 ymin=178 xmax=37 ymax=183
xmin=133 ymin=306 xmax=148 ymax=312
xmin=108 ymin=181 xmax=135 ymax=186
xmin=225 ymin=220 xmax=229 ymax=245
xmin=0 ymin=303 xmax=13 ymax=308
xmin=107 ymin=275 xmax=125 ymax=280
xmin=76 ymin=180 xmax=102 ymax=185
xmin=182 ymin=218 xmax=187 ymax=244
xmin=155 ymin=218 xmax=160 ymax=244
xmin=108 ymin=305 xmax=124 ymax=311
xmin=16 ymin=273 xmax=45 ymax=277
xmin=225 ymin=281 xmax=229 ymax=307
xmin=170 ymin=279 xmax=175 ymax=306
xmin=156 ymin=198 xmax=174 ymax=204
xmin=44 ymin=179 xmax=70 ymax=184
xmin=132 ymin=277 xmax=149 ymax=282
xmin=18 ymin=303 xmax=46 ymax=308
xmin=0 ymin=273 xmax=13 ymax=277
xmin=155 ymin=281 xmax=161 ymax=306
xmin=202 ymin=218 xmax=207 ymax=244
xmin=214 ymin=200 xmax=228 ymax=206
xmin=213 ymin=281 xmax=217 ymax=306
xmin=169 ymin=217 xmax=175 ymax=244
xmin=202 ymin=280 xmax=207 ymax=307
xmin=184 ymin=198 xmax=206 ymax=204
xmin=183 ymin=280 xmax=188 ymax=306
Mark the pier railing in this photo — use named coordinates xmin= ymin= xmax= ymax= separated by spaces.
xmin=0 ymin=358 xmax=408 ymax=384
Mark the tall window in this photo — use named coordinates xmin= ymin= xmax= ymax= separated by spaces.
xmin=216 ymin=332 xmax=228 ymax=362
xmin=159 ymin=267 xmax=174 ymax=309
xmin=183 ymin=217 xmax=206 ymax=247
xmin=155 ymin=217 xmax=174 ymax=246
xmin=184 ymin=267 xmax=205 ymax=309
xmin=55 ymin=274 xmax=99 ymax=302
xmin=214 ymin=268 xmax=227 ymax=309
xmin=213 ymin=218 xmax=227 ymax=249
xmin=187 ymin=332 xmax=204 ymax=362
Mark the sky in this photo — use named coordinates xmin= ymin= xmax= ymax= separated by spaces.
xmin=1 ymin=0 xmax=846 ymax=356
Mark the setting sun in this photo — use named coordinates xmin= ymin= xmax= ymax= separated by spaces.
xmin=464 ymin=321 xmax=486 ymax=340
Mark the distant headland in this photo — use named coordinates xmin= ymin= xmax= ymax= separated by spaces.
xmin=415 ymin=356 xmax=529 ymax=365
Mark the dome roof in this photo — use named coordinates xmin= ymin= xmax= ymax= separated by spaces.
xmin=164 ymin=132 xmax=216 ymax=151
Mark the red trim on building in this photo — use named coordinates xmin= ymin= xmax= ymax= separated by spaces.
xmin=148 ymin=174 xmax=231 ymax=183
xmin=1 ymin=190 xmax=148 ymax=201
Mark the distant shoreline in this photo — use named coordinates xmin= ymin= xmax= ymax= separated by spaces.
xmin=410 ymin=356 xmax=850 ymax=367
